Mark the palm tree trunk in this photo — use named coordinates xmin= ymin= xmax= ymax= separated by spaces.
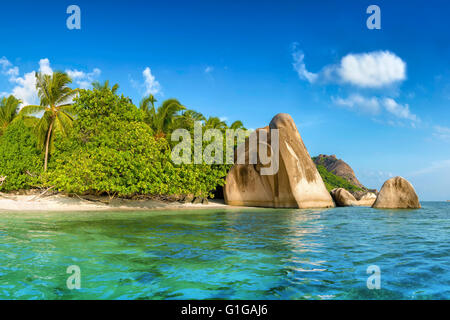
xmin=44 ymin=119 xmax=54 ymax=172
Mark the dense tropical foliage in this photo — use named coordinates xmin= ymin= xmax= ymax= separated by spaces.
xmin=0 ymin=71 xmax=244 ymax=199
xmin=0 ymin=120 xmax=43 ymax=191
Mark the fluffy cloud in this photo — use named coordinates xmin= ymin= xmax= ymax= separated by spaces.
xmin=333 ymin=95 xmax=419 ymax=124
xmin=338 ymin=51 xmax=406 ymax=88
xmin=66 ymin=68 xmax=101 ymax=89
xmin=39 ymin=58 xmax=53 ymax=75
xmin=292 ymin=47 xmax=406 ymax=88
xmin=332 ymin=94 xmax=381 ymax=114
xmin=1 ymin=57 xmax=100 ymax=106
xmin=6 ymin=58 xmax=54 ymax=106
xmin=142 ymin=67 xmax=161 ymax=95
xmin=11 ymin=71 xmax=39 ymax=106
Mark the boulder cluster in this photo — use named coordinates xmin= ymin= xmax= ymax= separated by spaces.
xmin=224 ymin=113 xmax=421 ymax=210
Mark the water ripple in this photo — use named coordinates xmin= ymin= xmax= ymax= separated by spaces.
xmin=0 ymin=202 xmax=449 ymax=299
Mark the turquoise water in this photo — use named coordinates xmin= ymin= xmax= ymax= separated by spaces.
xmin=0 ymin=202 xmax=449 ymax=300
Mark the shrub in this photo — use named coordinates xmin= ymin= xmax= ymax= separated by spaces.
xmin=0 ymin=120 xmax=43 ymax=191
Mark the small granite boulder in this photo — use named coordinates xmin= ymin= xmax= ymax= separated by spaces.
xmin=357 ymin=192 xmax=377 ymax=207
xmin=372 ymin=177 xmax=421 ymax=209
xmin=331 ymin=188 xmax=357 ymax=207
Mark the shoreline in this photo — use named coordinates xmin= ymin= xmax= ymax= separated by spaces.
xmin=0 ymin=193 xmax=235 ymax=212
xmin=0 ymin=192 xmax=441 ymax=213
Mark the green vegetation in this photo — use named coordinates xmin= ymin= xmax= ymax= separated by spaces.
xmin=0 ymin=71 xmax=243 ymax=199
xmin=315 ymin=164 xmax=362 ymax=192
xmin=0 ymin=95 xmax=21 ymax=135
xmin=0 ymin=120 xmax=43 ymax=191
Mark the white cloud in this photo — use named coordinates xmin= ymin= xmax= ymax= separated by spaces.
xmin=292 ymin=49 xmax=318 ymax=83
xmin=39 ymin=58 xmax=53 ymax=75
xmin=1 ymin=57 xmax=101 ymax=106
xmin=433 ymin=125 xmax=450 ymax=142
xmin=5 ymin=66 xmax=19 ymax=79
xmin=0 ymin=57 xmax=11 ymax=68
xmin=0 ymin=57 xmax=19 ymax=80
xmin=11 ymin=71 xmax=39 ymax=106
xmin=0 ymin=57 xmax=54 ymax=106
xmin=332 ymin=94 xmax=381 ymax=114
xmin=8 ymin=58 xmax=54 ymax=106
xmin=292 ymin=46 xmax=406 ymax=88
xmin=382 ymin=98 xmax=418 ymax=122
xmin=66 ymin=69 xmax=85 ymax=79
xmin=332 ymin=95 xmax=419 ymax=124
xmin=65 ymin=68 xmax=101 ymax=89
xmin=338 ymin=51 xmax=406 ymax=88
xmin=142 ymin=67 xmax=161 ymax=95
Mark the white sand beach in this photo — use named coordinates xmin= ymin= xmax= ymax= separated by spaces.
xmin=0 ymin=193 xmax=230 ymax=212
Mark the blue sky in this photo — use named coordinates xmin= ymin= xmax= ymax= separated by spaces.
xmin=0 ymin=0 xmax=449 ymax=200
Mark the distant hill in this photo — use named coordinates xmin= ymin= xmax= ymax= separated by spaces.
xmin=312 ymin=155 xmax=367 ymax=193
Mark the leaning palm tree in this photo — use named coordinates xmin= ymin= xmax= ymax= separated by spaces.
xmin=0 ymin=95 xmax=21 ymax=135
xmin=140 ymin=96 xmax=185 ymax=137
xmin=92 ymin=80 xmax=119 ymax=94
xmin=20 ymin=72 xmax=77 ymax=171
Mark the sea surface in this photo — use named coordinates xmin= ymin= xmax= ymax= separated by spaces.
xmin=0 ymin=202 xmax=449 ymax=300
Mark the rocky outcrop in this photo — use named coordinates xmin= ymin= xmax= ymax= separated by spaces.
xmin=372 ymin=177 xmax=421 ymax=209
xmin=331 ymin=188 xmax=357 ymax=207
xmin=331 ymin=188 xmax=377 ymax=207
xmin=224 ymin=113 xmax=335 ymax=209
xmin=313 ymin=154 xmax=365 ymax=189
xmin=357 ymin=192 xmax=377 ymax=207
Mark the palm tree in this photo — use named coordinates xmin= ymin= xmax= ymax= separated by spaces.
xmin=204 ymin=116 xmax=227 ymax=130
xmin=229 ymin=120 xmax=246 ymax=130
xmin=174 ymin=109 xmax=205 ymax=130
xmin=20 ymin=72 xmax=77 ymax=171
xmin=139 ymin=94 xmax=158 ymax=119
xmin=0 ymin=95 xmax=21 ymax=135
xmin=140 ymin=96 xmax=185 ymax=137
xmin=92 ymin=80 xmax=119 ymax=94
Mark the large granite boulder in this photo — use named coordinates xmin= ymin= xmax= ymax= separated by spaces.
xmin=330 ymin=188 xmax=357 ymax=207
xmin=224 ymin=113 xmax=335 ymax=209
xmin=372 ymin=177 xmax=421 ymax=209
